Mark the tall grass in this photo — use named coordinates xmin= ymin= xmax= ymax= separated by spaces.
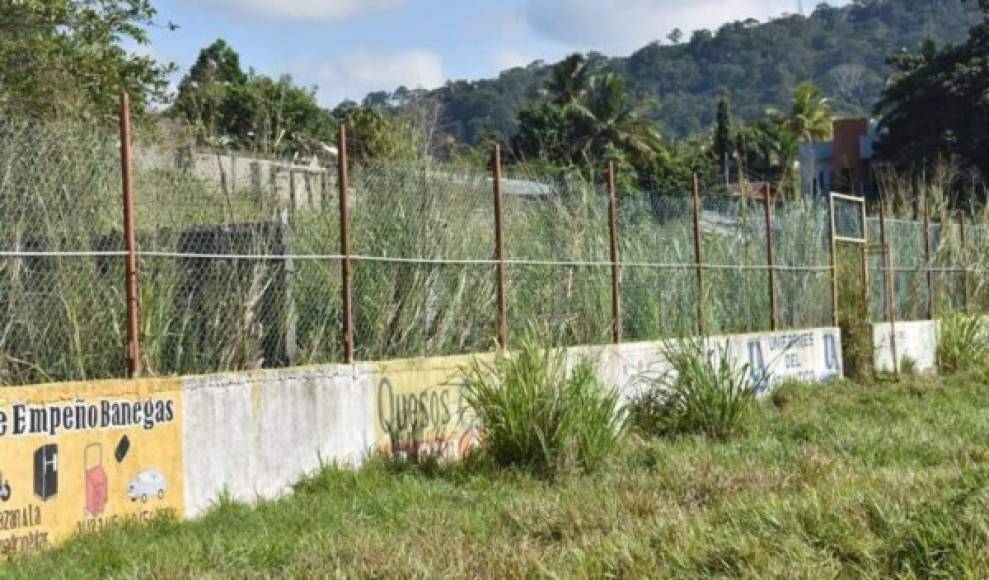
xmin=1 ymin=122 xmax=987 ymax=384
xmin=631 ymin=338 xmax=758 ymax=439
xmin=0 ymin=122 xmax=127 ymax=384
xmin=936 ymin=310 xmax=989 ymax=374
xmin=10 ymin=373 xmax=989 ymax=577
xmin=460 ymin=340 xmax=625 ymax=475
xmin=836 ymin=244 xmax=874 ymax=381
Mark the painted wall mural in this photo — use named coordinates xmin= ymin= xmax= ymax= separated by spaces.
xmin=0 ymin=326 xmax=846 ymax=557
xmin=0 ymin=379 xmax=184 ymax=556
xmin=373 ymin=355 xmax=487 ymax=462
xmin=740 ymin=329 xmax=843 ymax=392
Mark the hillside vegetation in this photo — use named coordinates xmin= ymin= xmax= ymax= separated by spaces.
xmin=420 ymin=0 xmax=981 ymax=143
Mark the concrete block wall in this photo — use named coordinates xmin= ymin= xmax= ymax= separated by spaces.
xmin=0 ymin=327 xmax=842 ymax=554
xmin=181 ymin=365 xmax=375 ymax=517
xmin=179 ymin=327 xmax=843 ymax=517
xmin=872 ymin=320 xmax=939 ymax=374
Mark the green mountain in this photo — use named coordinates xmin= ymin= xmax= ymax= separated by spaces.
xmin=401 ymin=0 xmax=982 ymax=144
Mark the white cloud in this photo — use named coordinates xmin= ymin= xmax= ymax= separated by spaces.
xmin=187 ymin=0 xmax=404 ymax=21
xmin=524 ymin=0 xmax=846 ymax=54
xmin=291 ymin=49 xmax=444 ymax=106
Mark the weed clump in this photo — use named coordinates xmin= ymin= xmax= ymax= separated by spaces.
xmin=631 ymin=339 xmax=759 ymax=440
xmin=899 ymin=355 xmax=918 ymax=376
xmin=461 ymin=340 xmax=625 ymax=477
xmin=936 ymin=310 xmax=989 ymax=374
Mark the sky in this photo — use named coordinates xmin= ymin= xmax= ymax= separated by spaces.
xmin=146 ymin=0 xmax=851 ymax=107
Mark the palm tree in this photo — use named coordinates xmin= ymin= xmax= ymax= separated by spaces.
xmin=547 ymin=53 xmax=591 ymax=106
xmin=785 ymin=82 xmax=833 ymax=143
xmin=515 ymin=56 xmax=663 ymax=177
xmin=759 ymin=83 xmax=832 ymax=197
xmin=566 ymin=73 xmax=663 ymax=169
xmin=765 ymin=83 xmax=832 ymax=143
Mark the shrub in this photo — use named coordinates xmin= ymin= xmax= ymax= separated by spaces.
xmin=836 ymin=245 xmax=873 ymax=381
xmin=460 ymin=340 xmax=625 ymax=476
xmin=770 ymin=380 xmax=804 ymax=410
xmin=631 ymin=338 xmax=759 ymax=440
xmin=899 ymin=355 xmax=917 ymax=376
xmin=937 ymin=311 xmax=989 ymax=374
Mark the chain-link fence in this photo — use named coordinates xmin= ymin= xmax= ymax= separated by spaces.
xmin=3 ymin=121 xmax=989 ymax=385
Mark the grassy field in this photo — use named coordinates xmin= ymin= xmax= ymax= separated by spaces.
xmin=6 ymin=372 xmax=988 ymax=578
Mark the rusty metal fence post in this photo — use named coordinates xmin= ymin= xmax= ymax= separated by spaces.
xmin=960 ymin=213 xmax=970 ymax=314
xmin=860 ymin=236 xmax=870 ymax=327
xmin=607 ymin=161 xmax=623 ymax=344
xmin=828 ymin=194 xmax=840 ymax=328
xmin=923 ymin=196 xmax=934 ymax=320
xmin=692 ymin=173 xmax=705 ymax=335
xmin=764 ymin=183 xmax=778 ymax=331
xmin=338 ymin=124 xmax=354 ymax=363
xmin=492 ymin=145 xmax=508 ymax=350
xmin=119 ymin=93 xmax=142 ymax=378
xmin=879 ymin=202 xmax=898 ymax=376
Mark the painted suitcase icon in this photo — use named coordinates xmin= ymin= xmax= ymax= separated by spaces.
xmin=84 ymin=443 xmax=108 ymax=517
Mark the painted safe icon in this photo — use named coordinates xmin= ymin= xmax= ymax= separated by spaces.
xmin=33 ymin=444 xmax=58 ymax=501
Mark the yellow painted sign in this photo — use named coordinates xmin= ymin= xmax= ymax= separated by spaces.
xmin=373 ymin=354 xmax=489 ymax=461
xmin=0 ymin=379 xmax=183 ymax=556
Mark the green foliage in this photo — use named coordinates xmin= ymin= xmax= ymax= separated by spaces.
xmin=732 ymin=82 xmax=831 ymax=192
xmin=900 ymin=355 xmax=918 ymax=376
xmin=875 ymin=2 xmax=989 ymax=177
xmin=335 ymin=105 xmax=420 ymax=164
xmin=712 ymin=95 xmax=733 ymax=167
xmin=836 ymin=245 xmax=874 ymax=382
xmin=512 ymin=58 xmax=663 ymax=186
xmin=936 ymin=310 xmax=989 ymax=374
xmin=393 ymin=0 xmax=982 ymax=144
xmin=512 ymin=103 xmax=572 ymax=163
xmin=173 ymin=39 xmax=246 ymax=139
xmin=174 ymin=39 xmax=336 ymax=154
xmin=11 ymin=375 xmax=989 ymax=577
xmin=631 ymin=339 xmax=758 ymax=440
xmin=547 ymin=53 xmax=592 ymax=106
xmin=735 ymin=114 xmax=797 ymax=184
xmin=775 ymin=82 xmax=833 ymax=143
xmin=0 ymin=0 xmax=175 ymax=119
xmin=461 ymin=340 xmax=625 ymax=476
xmin=513 ymin=66 xmax=832 ymax=197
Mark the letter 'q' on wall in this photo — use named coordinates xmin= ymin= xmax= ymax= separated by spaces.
xmin=373 ymin=354 xmax=490 ymax=462
xmin=0 ymin=379 xmax=183 ymax=557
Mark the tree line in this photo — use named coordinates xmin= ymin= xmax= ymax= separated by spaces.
xmin=1 ymin=0 xmax=986 ymax=200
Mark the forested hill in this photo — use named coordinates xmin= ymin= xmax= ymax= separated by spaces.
xmin=410 ymin=0 xmax=982 ymax=144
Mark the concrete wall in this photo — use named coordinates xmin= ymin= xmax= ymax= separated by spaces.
xmin=180 ymin=327 xmax=842 ymax=516
xmin=137 ymin=147 xmax=333 ymax=211
xmin=872 ymin=320 xmax=939 ymax=374
xmin=1 ymin=327 xmax=842 ymax=553
xmin=181 ymin=365 xmax=375 ymax=517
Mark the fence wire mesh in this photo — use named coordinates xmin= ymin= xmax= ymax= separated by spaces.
xmin=4 ymin=122 xmax=989 ymax=385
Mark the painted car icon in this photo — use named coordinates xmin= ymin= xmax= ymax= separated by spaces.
xmin=127 ymin=469 xmax=166 ymax=503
